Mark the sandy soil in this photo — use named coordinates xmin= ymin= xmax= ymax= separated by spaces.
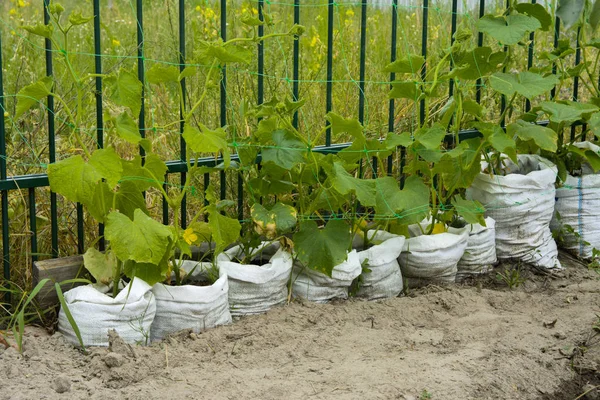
xmin=1 ymin=253 xmax=599 ymax=400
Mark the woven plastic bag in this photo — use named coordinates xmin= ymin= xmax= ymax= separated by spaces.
xmin=217 ymin=242 xmax=293 ymax=316
xmin=58 ymin=278 xmax=156 ymax=347
xmin=150 ymin=260 xmax=232 ymax=342
xmin=467 ymin=154 xmax=561 ymax=269
xmin=551 ymin=142 xmax=600 ymax=260
xmin=451 ymin=217 xmax=497 ymax=281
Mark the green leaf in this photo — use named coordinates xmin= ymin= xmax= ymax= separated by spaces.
xmin=114 ymin=112 xmax=142 ymax=145
xmin=105 ymin=209 xmax=172 ymax=265
xmin=451 ymin=197 xmax=485 ymax=226
xmin=326 ymin=112 xmax=364 ymax=139
xmin=293 ymin=219 xmax=351 ymax=277
xmin=83 ymin=248 xmax=115 ymax=285
xmin=477 ymin=14 xmax=541 ymax=45
xmin=383 ymin=55 xmax=425 ymax=74
xmin=489 ymin=72 xmax=558 ymax=99
xmin=183 ymin=124 xmax=231 ymax=168
xmin=476 ymin=122 xmax=517 ymax=163
xmin=15 ymin=77 xmax=53 ymax=119
xmin=22 ymin=23 xmax=53 ymax=39
xmin=587 ymin=111 xmax=600 ymax=138
xmin=385 ymin=132 xmax=413 ymax=148
xmin=515 ymin=3 xmax=552 ymax=31
xmin=507 ymin=120 xmax=557 ymax=152
xmin=591 ymin=0 xmax=600 ymax=30
xmin=261 ymin=129 xmax=305 ymax=170
xmin=48 ymin=156 xmax=102 ymax=204
xmin=414 ymin=124 xmax=446 ymax=150
xmin=123 ymin=260 xmax=170 ymax=286
xmin=208 ymin=43 xmax=253 ymax=64
xmin=373 ymin=176 xmax=429 ymax=223
xmin=440 ymin=138 xmax=483 ymax=190
xmin=55 ymin=283 xmax=85 ymax=351
xmin=568 ymin=144 xmax=600 ymax=172
xmin=328 ymin=162 xmax=376 ymax=207
xmin=89 ymin=147 xmax=123 ymax=189
xmin=557 ymin=0 xmax=585 ymax=29
xmin=206 ymin=206 xmax=240 ymax=251
xmin=120 ymin=154 xmax=167 ymax=192
xmin=146 ymin=64 xmax=180 ymax=84
xmin=389 ymin=81 xmax=420 ymax=101
xmin=540 ymin=101 xmax=599 ymax=125
xmin=115 ymin=181 xmax=147 ymax=219
xmin=450 ymin=47 xmax=506 ymax=80
xmin=105 ymin=70 xmax=143 ymax=117
xmin=241 ymin=14 xmax=264 ymax=26
xmin=68 ymin=11 xmax=93 ymax=26
xmin=251 ymin=202 xmax=297 ymax=239
xmin=179 ymin=66 xmax=197 ymax=80
xmin=463 ymin=100 xmax=484 ymax=117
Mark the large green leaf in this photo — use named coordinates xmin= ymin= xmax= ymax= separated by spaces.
xmin=587 ymin=111 xmax=600 ymax=138
xmin=23 ymin=23 xmax=53 ymax=39
xmin=507 ymin=120 xmax=557 ymax=152
xmin=439 ymin=138 xmax=483 ymax=190
xmin=48 ymin=155 xmax=103 ymax=204
xmin=120 ymin=154 xmax=168 ymax=191
xmin=477 ymin=14 xmax=541 ymax=45
xmin=293 ymin=219 xmax=351 ymax=277
xmin=251 ymin=202 xmax=297 ymax=239
xmin=489 ymin=72 xmax=558 ymax=99
xmin=201 ymin=42 xmax=253 ymax=64
xmin=15 ymin=77 xmax=53 ymax=119
xmin=556 ymin=0 xmax=585 ymax=29
xmin=568 ymin=144 xmax=600 ymax=172
xmin=515 ymin=3 xmax=552 ymax=31
xmin=325 ymin=112 xmax=364 ymax=139
xmin=105 ymin=209 xmax=172 ymax=265
xmin=475 ymin=123 xmax=517 ymax=163
xmin=591 ymin=0 xmax=600 ymax=30
xmin=414 ymin=124 xmax=446 ymax=150
xmin=374 ymin=176 xmax=429 ymax=223
xmin=450 ymin=47 xmax=506 ymax=80
xmin=105 ymin=70 xmax=143 ymax=117
xmin=261 ymin=129 xmax=305 ymax=170
xmin=88 ymin=180 xmax=148 ymax=223
xmin=68 ymin=11 xmax=93 ymax=26
xmin=389 ymin=81 xmax=420 ymax=101
xmin=540 ymin=101 xmax=599 ymax=125
xmin=205 ymin=185 xmax=240 ymax=250
xmin=183 ymin=124 xmax=231 ymax=168
xmin=383 ymin=55 xmax=425 ymax=74
xmin=328 ymin=162 xmax=376 ymax=207
xmin=114 ymin=112 xmax=142 ymax=145
xmin=146 ymin=64 xmax=180 ymax=84
xmin=451 ymin=196 xmax=485 ymax=226
xmin=89 ymin=147 xmax=123 ymax=189
xmin=83 ymin=248 xmax=115 ymax=285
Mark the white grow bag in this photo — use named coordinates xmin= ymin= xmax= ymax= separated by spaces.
xmin=451 ymin=217 xmax=497 ymax=281
xmin=467 ymin=154 xmax=561 ymax=269
xmin=354 ymin=231 xmax=405 ymax=300
xmin=217 ymin=242 xmax=293 ymax=316
xmin=58 ymin=278 xmax=156 ymax=347
xmin=292 ymin=250 xmax=362 ymax=303
xmin=150 ymin=260 xmax=232 ymax=342
xmin=399 ymin=222 xmax=468 ymax=287
xmin=551 ymin=142 xmax=600 ymax=260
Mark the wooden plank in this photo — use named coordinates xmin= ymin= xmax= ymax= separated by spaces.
xmin=32 ymin=255 xmax=87 ymax=309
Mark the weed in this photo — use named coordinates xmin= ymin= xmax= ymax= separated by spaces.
xmin=496 ymin=266 xmax=526 ymax=290
xmin=419 ymin=389 xmax=433 ymax=400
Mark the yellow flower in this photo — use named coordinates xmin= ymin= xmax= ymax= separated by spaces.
xmin=196 ymin=5 xmax=201 ymax=12
xmin=251 ymin=7 xmax=258 ymax=15
xmin=112 ymin=39 xmax=120 ymax=46
xmin=183 ymin=228 xmax=198 ymax=245
xmin=345 ymin=9 xmax=354 ymax=18
xmin=18 ymin=0 xmax=26 ymax=7
xmin=9 ymin=8 xmax=17 ymax=16
xmin=3 ymin=112 xmax=8 ymax=118
xmin=310 ymin=35 xmax=318 ymax=47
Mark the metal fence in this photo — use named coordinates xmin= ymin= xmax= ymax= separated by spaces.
xmin=0 ymin=0 xmax=576 ymax=290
